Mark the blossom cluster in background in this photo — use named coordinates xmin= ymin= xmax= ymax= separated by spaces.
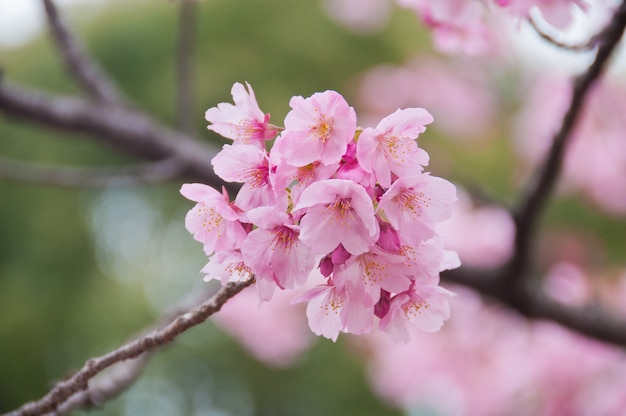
xmin=181 ymin=82 xmax=460 ymax=342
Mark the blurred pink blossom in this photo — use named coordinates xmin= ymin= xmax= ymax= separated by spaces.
xmin=362 ymin=285 xmax=626 ymax=415
xmin=212 ymin=285 xmax=315 ymax=368
xmin=357 ymin=58 xmax=498 ymax=141
xmin=437 ymin=188 xmax=515 ymax=268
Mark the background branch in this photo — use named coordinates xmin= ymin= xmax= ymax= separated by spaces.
xmin=510 ymin=0 xmax=626 ymax=287
xmin=0 ymin=157 xmax=182 ymax=187
xmin=42 ymin=0 xmax=123 ymax=104
xmin=175 ymin=0 xmax=197 ymax=134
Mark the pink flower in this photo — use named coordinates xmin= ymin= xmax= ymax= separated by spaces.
xmin=295 ymin=179 xmax=379 ymax=255
xmin=379 ymin=284 xmax=455 ymax=343
xmin=333 ymin=246 xmax=413 ymax=305
xmin=378 ymin=174 xmax=457 ymax=246
xmin=357 ymin=108 xmax=432 ymax=188
xmin=205 ymin=82 xmax=278 ymax=147
xmin=275 ymin=90 xmax=357 ymax=166
xmin=211 ymin=144 xmax=276 ymax=212
xmin=295 ymin=282 xmax=374 ymax=341
xmin=180 ymin=183 xmax=247 ymax=255
xmin=201 ymin=250 xmax=252 ymax=285
xmin=240 ymin=206 xmax=315 ymax=290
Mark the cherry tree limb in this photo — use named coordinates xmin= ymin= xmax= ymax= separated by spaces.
xmin=0 ymin=81 xmax=232 ymax=191
xmin=175 ymin=0 xmax=197 ymax=134
xmin=0 ymin=156 xmax=182 ymax=187
xmin=442 ymin=0 xmax=626 ymax=348
xmin=510 ymin=0 xmax=626 ymax=287
xmin=6 ymin=278 xmax=254 ymax=416
xmin=527 ymin=14 xmax=600 ymax=51
xmin=41 ymin=0 xmax=123 ymax=104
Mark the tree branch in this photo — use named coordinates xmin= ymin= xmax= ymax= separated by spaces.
xmin=510 ymin=0 xmax=626 ymax=286
xmin=0 ymin=157 xmax=182 ymax=188
xmin=0 ymin=81 xmax=233 ymax=191
xmin=175 ymin=0 xmax=197 ymax=134
xmin=527 ymin=14 xmax=599 ymax=51
xmin=6 ymin=278 xmax=254 ymax=416
xmin=42 ymin=0 xmax=123 ymax=104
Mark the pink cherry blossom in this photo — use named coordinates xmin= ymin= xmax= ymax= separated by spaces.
xmin=180 ymin=183 xmax=247 ymax=255
xmin=275 ymin=90 xmax=357 ymax=166
xmin=378 ymin=283 xmax=454 ymax=342
xmin=205 ymin=81 xmax=278 ymax=147
xmin=333 ymin=246 xmax=413 ymax=305
xmin=240 ymin=206 xmax=315 ymax=290
xmin=295 ymin=282 xmax=374 ymax=341
xmin=378 ymin=174 xmax=457 ymax=246
xmin=356 ymin=108 xmax=432 ymax=188
xmin=211 ymin=144 xmax=276 ymax=212
xmin=295 ymin=179 xmax=379 ymax=255
xmin=201 ymin=249 xmax=252 ymax=285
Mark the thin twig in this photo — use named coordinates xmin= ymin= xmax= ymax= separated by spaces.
xmin=7 ymin=278 xmax=254 ymax=416
xmin=510 ymin=0 xmax=626 ymax=286
xmin=46 ymin=285 xmax=221 ymax=416
xmin=528 ymin=14 xmax=600 ymax=51
xmin=175 ymin=0 xmax=197 ymax=134
xmin=0 ymin=157 xmax=182 ymax=188
xmin=42 ymin=0 xmax=123 ymax=104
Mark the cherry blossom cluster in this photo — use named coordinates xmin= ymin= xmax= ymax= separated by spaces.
xmin=181 ymin=82 xmax=459 ymax=342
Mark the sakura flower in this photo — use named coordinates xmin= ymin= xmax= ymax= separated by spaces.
xmin=357 ymin=108 xmax=432 ymax=188
xmin=378 ymin=174 xmax=457 ymax=246
xmin=276 ymin=90 xmax=357 ymax=166
xmin=180 ymin=183 xmax=247 ymax=255
xmin=295 ymin=179 xmax=379 ymax=255
xmin=205 ymin=81 xmax=278 ymax=147
xmin=240 ymin=206 xmax=315 ymax=290
xmin=295 ymin=282 xmax=374 ymax=341
xmin=333 ymin=246 xmax=413 ymax=305
xmin=379 ymin=284 xmax=455 ymax=343
xmin=201 ymin=249 xmax=252 ymax=285
xmin=211 ymin=144 xmax=276 ymax=212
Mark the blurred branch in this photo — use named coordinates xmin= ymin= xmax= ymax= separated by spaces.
xmin=8 ymin=278 xmax=254 ymax=416
xmin=441 ymin=0 xmax=626 ymax=349
xmin=0 ymin=81 xmax=234 ymax=191
xmin=0 ymin=157 xmax=182 ymax=188
xmin=511 ymin=0 xmax=626 ymax=286
xmin=528 ymin=15 xmax=600 ymax=51
xmin=46 ymin=284 xmax=223 ymax=416
xmin=175 ymin=0 xmax=197 ymax=134
xmin=42 ymin=0 xmax=123 ymax=104
xmin=442 ymin=267 xmax=626 ymax=347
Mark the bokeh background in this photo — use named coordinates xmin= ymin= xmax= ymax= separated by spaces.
xmin=1 ymin=0 xmax=626 ymax=415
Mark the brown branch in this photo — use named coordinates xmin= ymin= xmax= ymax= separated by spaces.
xmin=42 ymin=0 xmax=123 ymax=104
xmin=528 ymin=14 xmax=599 ymax=51
xmin=0 ymin=81 xmax=235 ymax=192
xmin=175 ymin=0 xmax=197 ymax=134
xmin=510 ymin=0 xmax=626 ymax=287
xmin=442 ymin=267 xmax=626 ymax=347
xmin=6 ymin=278 xmax=254 ymax=416
xmin=45 ymin=285 xmax=221 ymax=416
xmin=0 ymin=157 xmax=182 ymax=188
xmin=439 ymin=0 xmax=626 ymax=349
